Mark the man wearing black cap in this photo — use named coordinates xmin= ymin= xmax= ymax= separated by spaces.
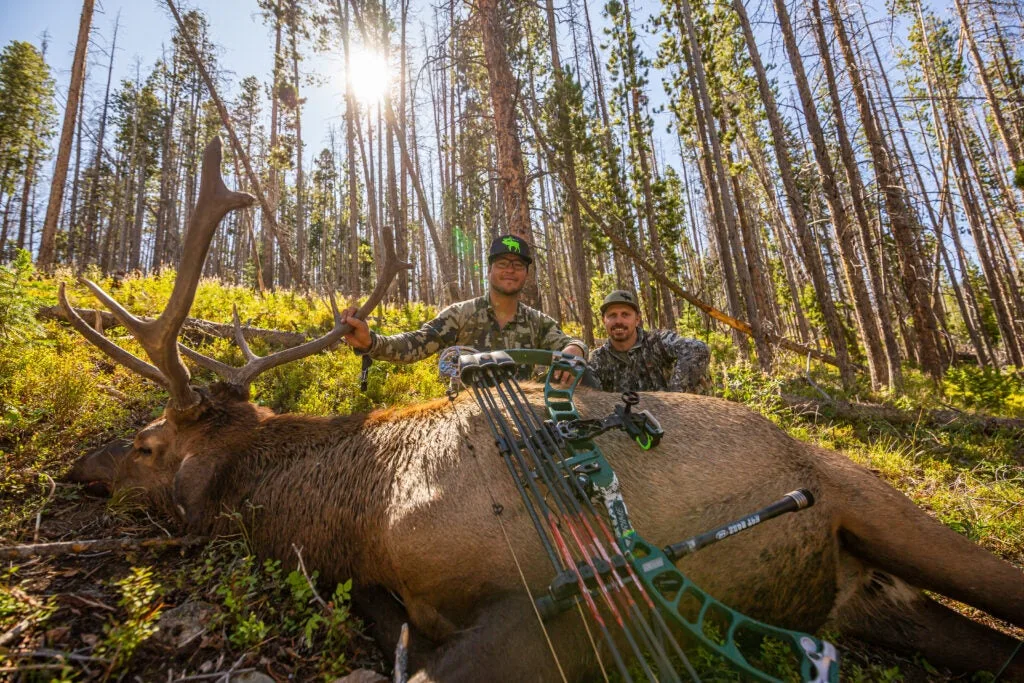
xmin=588 ymin=289 xmax=710 ymax=393
xmin=341 ymin=234 xmax=586 ymax=376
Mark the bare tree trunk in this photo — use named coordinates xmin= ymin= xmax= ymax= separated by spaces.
xmin=81 ymin=14 xmax=119 ymax=268
xmin=544 ymin=0 xmax=592 ymax=345
xmin=289 ymin=1 xmax=306 ymax=287
xmin=807 ymin=0 xmax=893 ymax=389
xmin=38 ymin=0 xmax=94 ymax=269
xmin=733 ymin=0 xmax=851 ymax=383
xmin=265 ymin=3 xmax=283 ymax=289
xmin=475 ymin=0 xmax=538 ymax=304
xmin=827 ymin=0 xmax=944 ymax=378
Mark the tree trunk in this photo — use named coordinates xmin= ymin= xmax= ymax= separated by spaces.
xmin=475 ymin=0 xmax=538 ymax=305
xmin=826 ymin=0 xmax=944 ymax=379
xmin=38 ymin=0 xmax=94 ymax=270
xmin=81 ymin=13 xmax=119 ymax=268
xmin=807 ymin=0 xmax=893 ymax=389
xmin=733 ymin=0 xmax=853 ymax=383
xmin=544 ymin=0 xmax=592 ymax=345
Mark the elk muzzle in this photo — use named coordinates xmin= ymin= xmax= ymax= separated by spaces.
xmin=68 ymin=438 xmax=132 ymax=497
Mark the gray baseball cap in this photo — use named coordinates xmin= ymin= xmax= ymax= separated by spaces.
xmin=600 ymin=290 xmax=640 ymax=314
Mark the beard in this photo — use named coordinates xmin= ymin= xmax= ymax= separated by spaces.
xmin=609 ymin=325 xmax=632 ymax=339
xmin=491 ymin=279 xmax=524 ymax=296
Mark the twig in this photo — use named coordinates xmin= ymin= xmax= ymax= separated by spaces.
xmin=16 ymin=648 xmax=110 ymax=663
xmin=0 ymin=536 xmax=206 ymax=561
xmin=33 ymin=474 xmax=57 ymax=544
xmin=394 ymin=623 xmax=410 ymax=683
xmin=804 ymin=353 xmax=834 ymax=403
xmin=0 ymin=616 xmax=34 ymax=647
xmin=291 ymin=544 xmax=328 ymax=609
xmin=170 ymin=668 xmax=255 ymax=682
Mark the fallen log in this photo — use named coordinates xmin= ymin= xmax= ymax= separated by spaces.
xmin=0 ymin=536 xmax=206 ymax=561
xmin=780 ymin=394 xmax=1024 ymax=436
xmin=39 ymin=306 xmax=307 ymax=347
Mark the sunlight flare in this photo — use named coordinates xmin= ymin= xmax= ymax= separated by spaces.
xmin=346 ymin=46 xmax=391 ymax=105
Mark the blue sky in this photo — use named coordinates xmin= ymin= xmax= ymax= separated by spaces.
xmin=0 ymin=0 xmax=357 ymax=153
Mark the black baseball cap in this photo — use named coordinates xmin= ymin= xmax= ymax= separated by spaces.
xmin=488 ymin=234 xmax=533 ymax=266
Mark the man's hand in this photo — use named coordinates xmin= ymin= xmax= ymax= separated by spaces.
xmin=340 ymin=306 xmax=372 ymax=352
xmin=553 ymin=344 xmax=585 ymax=385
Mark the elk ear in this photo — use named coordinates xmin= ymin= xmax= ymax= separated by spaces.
xmin=172 ymin=453 xmax=220 ymax=532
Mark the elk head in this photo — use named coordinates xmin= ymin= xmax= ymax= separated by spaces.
xmin=64 ymin=137 xmax=407 ymax=518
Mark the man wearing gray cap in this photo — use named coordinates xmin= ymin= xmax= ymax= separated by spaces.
xmin=588 ymin=290 xmax=710 ymax=394
xmin=341 ymin=234 xmax=586 ymax=379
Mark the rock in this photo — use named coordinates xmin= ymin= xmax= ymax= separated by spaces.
xmin=231 ymin=673 xmax=275 ymax=683
xmin=330 ymin=669 xmax=389 ymax=683
xmin=155 ymin=601 xmax=216 ymax=650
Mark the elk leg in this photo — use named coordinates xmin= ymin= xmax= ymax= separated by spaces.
xmin=352 ymin=586 xmax=436 ymax=673
xmin=832 ymin=559 xmax=1024 ymax=678
xmin=832 ymin=454 xmax=1024 ymax=627
xmin=408 ymin=593 xmax=594 ymax=683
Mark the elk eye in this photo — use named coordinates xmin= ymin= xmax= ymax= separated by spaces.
xmin=137 ymin=446 xmax=153 ymax=456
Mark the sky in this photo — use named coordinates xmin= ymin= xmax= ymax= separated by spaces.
xmin=0 ymin=0 xmax=703 ymax=166
xmin=0 ymin=0 xmax=970 ymax=223
xmin=0 ymin=0 xmax=352 ymax=149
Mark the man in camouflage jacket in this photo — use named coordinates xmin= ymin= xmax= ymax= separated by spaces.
xmin=341 ymin=234 xmax=586 ymax=378
xmin=588 ymin=290 xmax=710 ymax=394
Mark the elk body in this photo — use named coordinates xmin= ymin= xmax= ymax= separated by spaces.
xmin=64 ymin=140 xmax=1024 ymax=681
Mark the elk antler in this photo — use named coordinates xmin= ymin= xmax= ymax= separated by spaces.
xmin=180 ymin=246 xmax=412 ymax=391
xmin=58 ymin=137 xmax=255 ymax=410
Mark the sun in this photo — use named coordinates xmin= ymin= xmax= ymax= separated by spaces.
xmin=346 ymin=46 xmax=391 ymax=106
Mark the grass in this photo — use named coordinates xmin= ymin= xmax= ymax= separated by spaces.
xmin=0 ymin=264 xmax=1021 ymax=680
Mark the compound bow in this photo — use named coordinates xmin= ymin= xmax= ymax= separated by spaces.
xmin=441 ymin=347 xmax=839 ymax=683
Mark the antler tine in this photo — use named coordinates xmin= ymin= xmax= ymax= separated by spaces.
xmin=232 ymin=305 xmax=257 ymax=362
xmin=180 ymin=247 xmax=413 ymax=391
xmin=58 ymin=283 xmax=169 ymax=388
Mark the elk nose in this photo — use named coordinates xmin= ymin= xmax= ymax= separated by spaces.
xmin=67 ymin=438 xmax=132 ymax=495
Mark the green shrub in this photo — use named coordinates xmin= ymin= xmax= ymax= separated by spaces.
xmin=943 ymin=365 xmax=1023 ymax=414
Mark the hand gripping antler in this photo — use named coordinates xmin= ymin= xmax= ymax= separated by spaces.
xmin=179 ymin=252 xmax=409 ymax=391
xmin=178 ymin=214 xmax=412 ymax=392
xmin=59 ymin=137 xmax=255 ymax=410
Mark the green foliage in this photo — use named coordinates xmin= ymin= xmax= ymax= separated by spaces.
xmin=0 ymin=249 xmax=42 ymax=342
xmin=98 ymin=567 xmax=164 ymax=670
xmin=943 ymin=365 xmax=1024 ymax=415
xmin=191 ymin=540 xmax=356 ymax=679
xmin=1014 ymin=162 xmax=1024 ymax=190
xmin=0 ymin=39 xmax=56 ymax=199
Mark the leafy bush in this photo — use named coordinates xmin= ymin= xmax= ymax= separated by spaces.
xmin=0 ymin=249 xmax=43 ymax=342
xmin=943 ymin=365 xmax=1024 ymax=414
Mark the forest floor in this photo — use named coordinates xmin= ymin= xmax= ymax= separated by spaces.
xmin=1 ymin=266 xmax=1022 ymax=682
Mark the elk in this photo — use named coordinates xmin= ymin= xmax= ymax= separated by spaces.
xmin=64 ymin=139 xmax=1023 ymax=682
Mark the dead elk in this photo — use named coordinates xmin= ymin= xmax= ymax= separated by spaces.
xmin=62 ymin=138 xmax=1023 ymax=682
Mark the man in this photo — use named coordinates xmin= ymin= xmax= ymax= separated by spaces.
xmin=341 ymin=234 xmax=586 ymax=378
xmin=588 ymin=290 xmax=710 ymax=393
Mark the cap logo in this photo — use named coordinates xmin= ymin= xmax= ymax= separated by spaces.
xmin=502 ymin=237 xmax=522 ymax=253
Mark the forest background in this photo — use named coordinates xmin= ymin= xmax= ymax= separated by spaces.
xmin=0 ymin=0 xmax=1023 ymax=679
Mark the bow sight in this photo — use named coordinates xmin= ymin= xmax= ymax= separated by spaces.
xmin=450 ymin=347 xmax=839 ymax=683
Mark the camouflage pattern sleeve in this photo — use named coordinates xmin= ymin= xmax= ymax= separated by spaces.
xmin=586 ymin=347 xmax=615 ymax=392
xmin=533 ymin=309 xmax=588 ymax=355
xmin=658 ymin=330 xmax=711 ymax=394
xmin=364 ymin=303 xmax=466 ymax=364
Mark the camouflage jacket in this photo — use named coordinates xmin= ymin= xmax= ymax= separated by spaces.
xmin=360 ymin=295 xmax=586 ymax=376
xmin=587 ymin=328 xmax=710 ymax=394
